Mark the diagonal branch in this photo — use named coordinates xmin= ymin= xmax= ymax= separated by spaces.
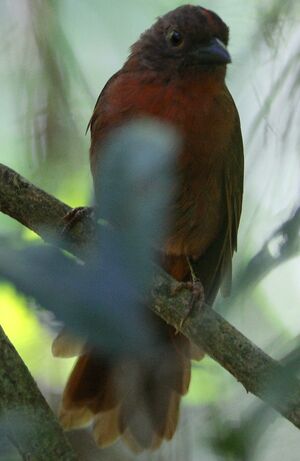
xmin=1 ymin=162 xmax=300 ymax=433
xmin=0 ymin=325 xmax=78 ymax=460
xmin=232 ymin=206 xmax=300 ymax=298
xmin=0 ymin=163 xmax=90 ymax=256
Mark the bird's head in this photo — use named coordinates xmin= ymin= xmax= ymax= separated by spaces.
xmin=127 ymin=5 xmax=231 ymax=77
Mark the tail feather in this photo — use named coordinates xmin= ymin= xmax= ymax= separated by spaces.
xmin=57 ymin=326 xmax=193 ymax=451
xmin=118 ymin=360 xmax=161 ymax=449
xmin=147 ymin=387 xmax=180 ymax=440
xmin=121 ymin=401 xmax=158 ymax=449
xmin=120 ymin=387 xmax=177 ymax=450
xmin=166 ymin=332 xmax=191 ymax=394
xmin=52 ymin=328 xmax=85 ymax=358
xmin=62 ymin=352 xmax=118 ymax=413
xmin=123 ymin=429 xmax=152 ymax=453
xmin=93 ymin=406 xmax=121 ymax=448
xmin=59 ymin=406 xmax=93 ymax=430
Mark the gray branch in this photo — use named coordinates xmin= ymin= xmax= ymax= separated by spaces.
xmin=1 ymin=162 xmax=300 ymax=439
xmin=0 ymin=326 xmax=78 ymax=460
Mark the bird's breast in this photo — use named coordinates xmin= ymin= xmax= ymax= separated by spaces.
xmin=91 ymin=72 xmax=236 ymax=258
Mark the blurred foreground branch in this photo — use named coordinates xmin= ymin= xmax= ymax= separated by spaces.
xmin=1 ymin=163 xmax=300 ymax=433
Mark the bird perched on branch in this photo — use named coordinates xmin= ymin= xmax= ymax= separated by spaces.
xmin=53 ymin=4 xmax=244 ymax=452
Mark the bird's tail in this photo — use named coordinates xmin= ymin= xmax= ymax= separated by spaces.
xmin=53 ymin=324 xmax=191 ymax=452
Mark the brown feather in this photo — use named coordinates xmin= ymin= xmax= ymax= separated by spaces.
xmin=52 ymin=328 xmax=85 ymax=358
xmin=93 ymin=406 xmax=121 ymax=448
xmin=59 ymin=330 xmax=189 ymax=449
xmin=160 ymin=391 xmax=181 ymax=440
xmin=61 ymin=352 xmax=118 ymax=414
xmin=119 ymin=375 xmax=180 ymax=449
xmin=122 ymin=429 xmax=148 ymax=453
xmin=59 ymin=406 xmax=93 ymax=430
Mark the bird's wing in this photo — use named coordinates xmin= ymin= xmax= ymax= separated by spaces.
xmin=86 ymin=70 xmax=123 ymax=135
xmin=194 ymin=107 xmax=244 ymax=305
xmin=220 ymin=110 xmax=244 ymax=296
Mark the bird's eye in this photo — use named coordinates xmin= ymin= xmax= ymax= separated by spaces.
xmin=167 ymin=29 xmax=184 ymax=48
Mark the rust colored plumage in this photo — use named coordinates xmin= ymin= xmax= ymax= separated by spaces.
xmin=54 ymin=4 xmax=244 ymax=452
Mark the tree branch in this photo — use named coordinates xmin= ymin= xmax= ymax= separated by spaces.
xmin=0 ymin=326 xmax=78 ymax=460
xmin=0 ymin=163 xmax=92 ymax=257
xmin=232 ymin=206 xmax=300 ymax=298
xmin=1 ymin=162 xmax=300 ymax=434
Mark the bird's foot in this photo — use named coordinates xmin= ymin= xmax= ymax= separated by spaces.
xmin=172 ymin=279 xmax=205 ymax=332
xmin=61 ymin=206 xmax=96 ymax=239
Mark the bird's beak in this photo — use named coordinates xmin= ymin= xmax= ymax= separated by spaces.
xmin=193 ymin=37 xmax=231 ymax=65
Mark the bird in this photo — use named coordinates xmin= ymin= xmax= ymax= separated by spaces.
xmin=52 ymin=4 xmax=244 ymax=453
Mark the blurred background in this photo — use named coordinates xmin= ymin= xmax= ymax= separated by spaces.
xmin=0 ymin=0 xmax=299 ymax=459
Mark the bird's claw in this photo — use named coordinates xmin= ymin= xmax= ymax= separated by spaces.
xmin=172 ymin=279 xmax=205 ymax=332
xmin=61 ymin=206 xmax=95 ymax=239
